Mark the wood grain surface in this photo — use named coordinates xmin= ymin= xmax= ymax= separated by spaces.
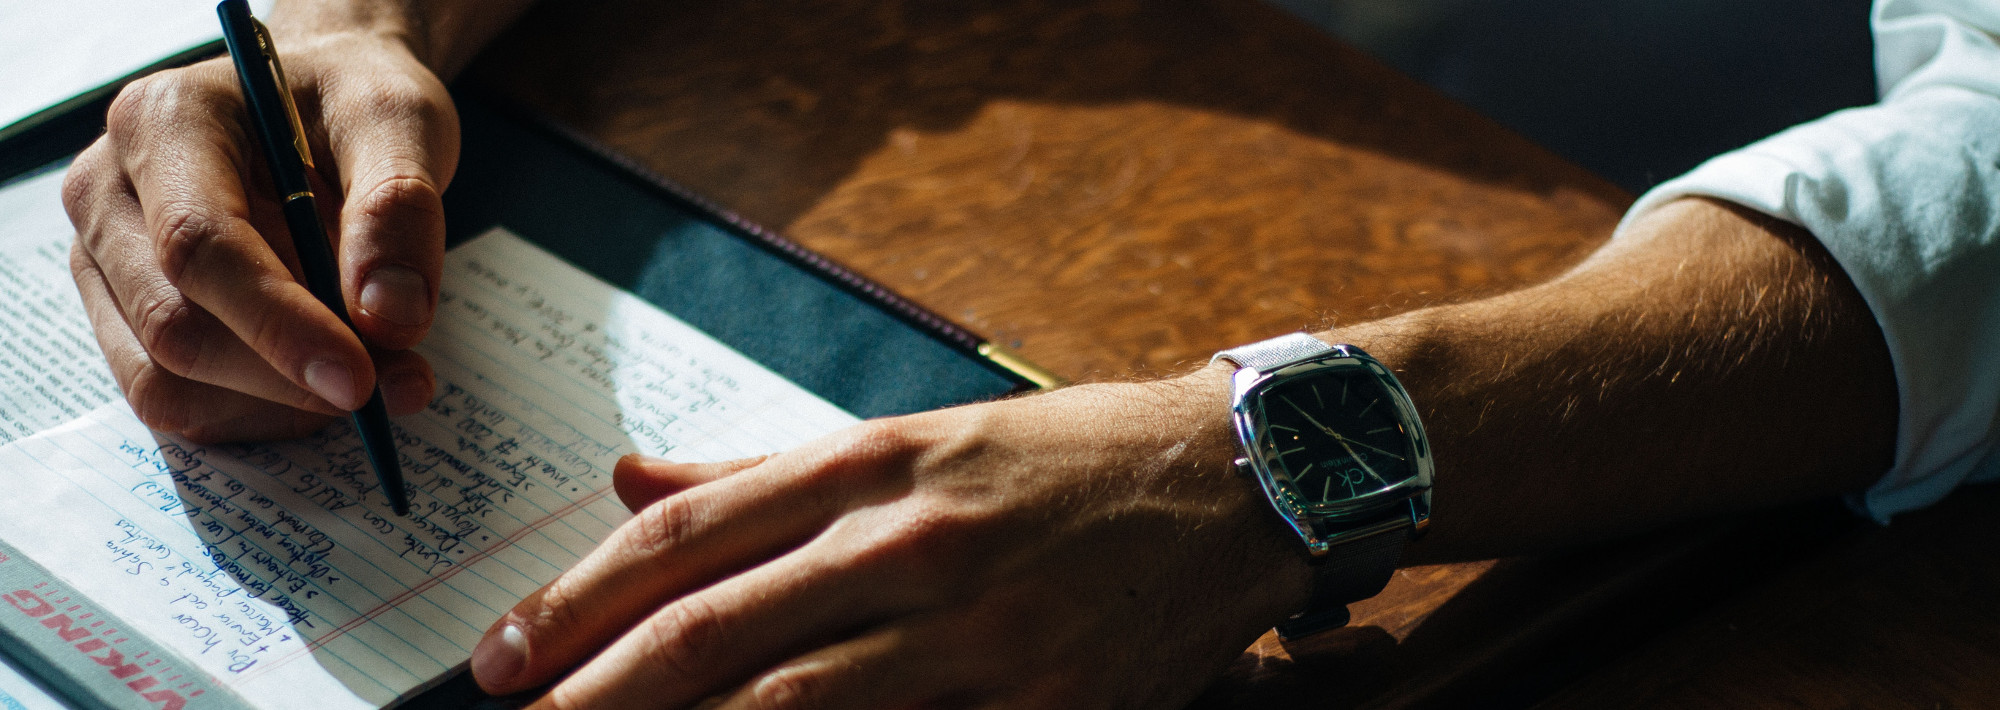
xmin=464 ymin=0 xmax=1626 ymax=380
xmin=451 ymin=0 xmax=1834 ymax=707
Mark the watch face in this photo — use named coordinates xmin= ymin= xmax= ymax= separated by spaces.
xmin=1252 ymin=365 xmax=1417 ymax=506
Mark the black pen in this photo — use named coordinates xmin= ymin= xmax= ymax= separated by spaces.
xmin=218 ymin=0 xmax=410 ymax=515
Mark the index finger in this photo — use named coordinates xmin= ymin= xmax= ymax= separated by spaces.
xmin=107 ymin=68 xmax=376 ymax=410
xmin=470 ymin=459 xmax=848 ymax=695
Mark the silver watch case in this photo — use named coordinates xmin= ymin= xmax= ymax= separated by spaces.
xmin=1228 ymin=347 xmax=1434 ymax=556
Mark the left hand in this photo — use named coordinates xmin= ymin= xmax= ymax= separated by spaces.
xmin=469 ymin=367 xmax=1312 ymax=709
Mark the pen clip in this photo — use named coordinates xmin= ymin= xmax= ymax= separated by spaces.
xmin=251 ymin=18 xmax=316 ymax=171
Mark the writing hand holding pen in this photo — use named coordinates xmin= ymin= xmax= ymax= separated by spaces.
xmin=216 ymin=0 xmax=413 ymax=512
xmin=62 ymin=3 xmax=502 ymax=443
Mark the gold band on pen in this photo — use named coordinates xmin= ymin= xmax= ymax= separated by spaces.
xmin=283 ymin=190 xmax=314 ymax=202
xmin=978 ymin=342 xmax=1066 ymax=389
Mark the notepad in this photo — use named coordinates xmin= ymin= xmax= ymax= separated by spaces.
xmin=0 ymin=207 xmax=858 ymax=709
xmin=0 ymin=169 xmax=123 ymax=446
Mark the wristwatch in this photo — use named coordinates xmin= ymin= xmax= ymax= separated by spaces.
xmin=1215 ymin=332 xmax=1434 ymax=640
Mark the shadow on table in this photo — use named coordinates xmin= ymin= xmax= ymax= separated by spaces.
xmin=1189 ymin=500 xmax=1860 ymax=709
xmin=462 ymin=0 xmax=1625 ymax=233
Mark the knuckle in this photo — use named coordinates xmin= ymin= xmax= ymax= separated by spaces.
xmin=106 ymin=70 xmax=229 ymax=145
xmin=749 ymin=666 xmax=826 ymax=710
xmin=64 ymin=150 xmax=134 ymax=258
xmin=811 ymin=421 xmax=918 ymax=486
xmin=631 ymin=494 xmax=699 ymax=561
xmin=877 ymin=507 xmax=975 ymax=586
xmin=848 ymin=419 xmax=912 ymax=453
xmin=640 ymin=597 xmax=727 ymax=681
xmin=133 ymin=288 xmax=206 ymax=375
xmin=829 ymin=505 xmax=978 ymax=605
xmin=152 ymin=201 xmax=230 ymax=287
xmin=350 ymin=81 xmax=419 ymax=122
xmin=366 ymin=173 xmax=441 ymax=209
xmin=59 ymin=152 xmax=103 ymax=221
xmin=530 ymin=576 xmax=590 ymax=637
xmin=352 ymin=174 xmax=443 ymax=223
xmin=125 ymin=364 xmax=194 ymax=434
xmin=878 ymin=508 xmax=950 ymax=555
xmin=104 ymin=74 xmax=170 ymax=138
xmin=69 ymin=239 xmax=96 ymax=283
xmin=360 ymin=76 xmax=446 ymax=123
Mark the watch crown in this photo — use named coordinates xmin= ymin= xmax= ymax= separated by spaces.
xmin=1232 ymin=457 xmax=1251 ymax=469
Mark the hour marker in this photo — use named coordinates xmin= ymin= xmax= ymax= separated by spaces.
xmin=1280 ymin=447 xmax=1305 ymax=456
xmin=1322 ymin=477 xmax=1332 ymax=500
xmin=1358 ymin=398 xmax=1378 ymax=417
xmin=1312 ymin=384 xmax=1324 ymax=408
xmin=1298 ymin=463 xmax=1314 ymax=476
xmin=1340 ymin=380 xmax=1349 ymax=405
xmin=1367 ymin=426 xmax=1393 ymax=434
xmin=1271 ymin=424 xmax=1298 ymax=432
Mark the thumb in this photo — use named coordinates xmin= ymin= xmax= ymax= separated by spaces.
xmin=325 ymin=74 xmax=459 ymax=351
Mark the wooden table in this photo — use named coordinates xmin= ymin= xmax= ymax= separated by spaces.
xmin=1536 ymin=486 xmax=2000 ymax=710
xmin=464 ymin=1 xmax=1996 ymax=707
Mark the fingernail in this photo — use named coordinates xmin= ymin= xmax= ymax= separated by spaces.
xmin=304 ymin=360 xmax=360 ymax=411
xmin=360 ymin=265 xmax=430 ymax=327
xmin=471 ymin=623 xmax=527 ymax=688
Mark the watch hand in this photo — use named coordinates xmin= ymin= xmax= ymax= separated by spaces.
xmin=1285 ymin=395 xmax=1389 ymax=488
xmin=1282 ymin=397 xmax=1339 ymax=437
xmin=1336 ymin=436 xmax=1406 ymax=461
xmin=1284 ymin=396 xmax=1407 ymax=461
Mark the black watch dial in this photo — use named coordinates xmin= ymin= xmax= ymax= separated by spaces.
xmin=1254 ymin=367 xmax=1416 ymax=505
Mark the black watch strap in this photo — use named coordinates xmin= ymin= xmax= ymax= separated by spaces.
xmin=1275 ymin=526 xmax=1405 ymax=640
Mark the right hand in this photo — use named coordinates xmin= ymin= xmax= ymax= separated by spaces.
xmin=63 ymin=24 xmax=458 ymax=442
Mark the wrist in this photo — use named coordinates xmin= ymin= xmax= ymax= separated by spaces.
xmin=1204 ymin=324 xmax=1450 ymax=632
xmin=264 ymin=0 xmax=528 ymax=79
xmin=264 ymin=2 xmax=424 ymax=60
xmin=1160 ymin=357 xmax=1319 ymax=630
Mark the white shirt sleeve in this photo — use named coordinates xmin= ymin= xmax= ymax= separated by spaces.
xmin=1614 ymin=0 xmax=2000 ymax=522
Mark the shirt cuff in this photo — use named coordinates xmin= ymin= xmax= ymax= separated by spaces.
xmin=1613 ymin=86 xmax=2000 ymax=523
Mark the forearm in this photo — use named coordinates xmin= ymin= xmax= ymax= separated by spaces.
xmin=266 ymin=0 xmax=537 ymax=79
xmin=1325 ymin=197 xmax=1897 ymax=562
xmin=451 ymin=194 xmax=1896 ymax=705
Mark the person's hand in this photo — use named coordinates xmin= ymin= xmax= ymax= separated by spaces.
xmin=63 ymin=19 xmax=457 ymax=442
xmin=469 ymin=368 xmax=1314 ymax=709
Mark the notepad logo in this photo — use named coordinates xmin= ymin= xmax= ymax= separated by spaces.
xmin=4 ymin=588 xmax=190 ymax=710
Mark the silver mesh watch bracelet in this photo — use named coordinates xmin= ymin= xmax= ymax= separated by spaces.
xmin=1216 ymin=333 xmax=1410 ymax=640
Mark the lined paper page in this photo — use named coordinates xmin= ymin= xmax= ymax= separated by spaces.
xmin=0 ymin=228 xmax=859 ymax=709
xmin=0 ymin=168 xmax=122 ymax=444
